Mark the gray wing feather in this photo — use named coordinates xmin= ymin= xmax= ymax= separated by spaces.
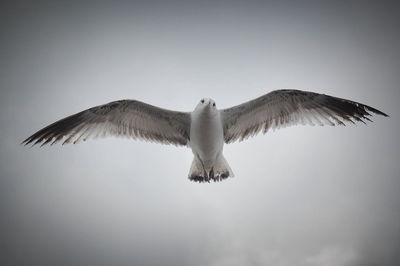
xmin=23 ymin=100 xmax=191 ymax=146
xmin=221 ymin=89 xmax=388 ymax=143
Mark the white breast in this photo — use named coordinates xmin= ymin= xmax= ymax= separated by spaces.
xmin=189 ymin=110 xmax=224 ymax=168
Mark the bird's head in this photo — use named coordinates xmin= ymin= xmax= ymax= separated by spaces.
xmin=195 ymin=98 xmax=218 ymax=116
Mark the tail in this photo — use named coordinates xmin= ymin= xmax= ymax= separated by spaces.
xmin=188 ymin=155 xmax=234 ymax=183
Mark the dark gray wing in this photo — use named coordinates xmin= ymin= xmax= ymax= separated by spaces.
xmin=221 ymin=89 xmax=388 ymax=143
xmin=23 ymin=100 xmax=191 ymax=146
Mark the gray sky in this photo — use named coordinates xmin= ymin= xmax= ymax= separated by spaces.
xmin=1 ymin=1 xmax=399 ymax=265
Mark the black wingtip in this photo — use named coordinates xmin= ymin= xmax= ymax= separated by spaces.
xmin=21 ymin=137 xmax=31 ymax=146
xmin=365 ymin=105 xmax=389 ymax=117
xmin=381 ymin=111 xmax=389 ymax=117
xmin=372 ymin=109 xmax=389 ymax=117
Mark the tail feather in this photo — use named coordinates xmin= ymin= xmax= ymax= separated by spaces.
xmin=188 ymin=155 xmax=234 ymax=183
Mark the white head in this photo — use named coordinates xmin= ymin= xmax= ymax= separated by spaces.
xmin=195 ymin=98 xmax=218 ymax=116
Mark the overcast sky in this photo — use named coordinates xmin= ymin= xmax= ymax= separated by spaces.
xmin=1 ymin=1 xmax=399 ymax=265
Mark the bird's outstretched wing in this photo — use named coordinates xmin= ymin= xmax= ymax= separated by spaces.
xmin=221 ymin=89 xmax=388 ymax=143
xmin=23 ymin=100 xmax=191 ymax=146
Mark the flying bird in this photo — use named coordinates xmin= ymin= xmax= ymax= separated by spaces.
xmin=23 ymin=89 xmax=388 ymax=182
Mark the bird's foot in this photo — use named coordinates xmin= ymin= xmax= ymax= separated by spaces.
xmin=189 ymin=169 xmax=230 ymax=183
xmin=210 ymin=171 xmax=230 ymax=182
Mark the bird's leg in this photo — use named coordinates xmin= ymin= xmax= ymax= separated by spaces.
xmin=203 ymin=168 xmax=209 ymax=182
xmin=196 ymin=154 xmax=209 ymax=182
xmin=209 ymin=167 xmax=214 ymax=181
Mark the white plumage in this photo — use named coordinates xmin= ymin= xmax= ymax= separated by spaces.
xmin=23 ymin=89 xmax=388 ymax=182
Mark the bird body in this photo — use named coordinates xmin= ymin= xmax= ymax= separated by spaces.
xmin=23 ymin=89 xmax=388 ymax=183
xmin=189 ymin=98 xmax=232 ymax=182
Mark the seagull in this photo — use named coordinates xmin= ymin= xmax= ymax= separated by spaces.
xmin=23 ymin=89 xmax=388 ymax=182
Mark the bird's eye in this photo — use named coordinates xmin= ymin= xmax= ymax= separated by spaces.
xmin=201 ymin=99 xmax=204 ymax=103
xmin=213 ymin=103 xmax=216 ymax=107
